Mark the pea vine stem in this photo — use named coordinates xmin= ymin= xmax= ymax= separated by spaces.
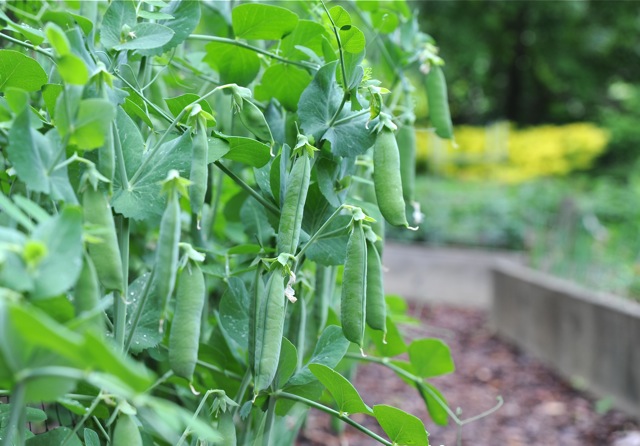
xmin=214 ymin=161 xmax=280 ymax=217
xmin=1 ymin=382 xmax=25 ymax=446
xmin=187 ymin=34 xmax=317 ymax=70
xmin=114 ymin=216 xmax=130 ymax=351
xmin=274 ymin=391 xmax=392 ymax=446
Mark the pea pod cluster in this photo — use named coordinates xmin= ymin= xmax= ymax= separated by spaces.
xmin=372 ymin=129 xmax=408 ymax=227
xmin=169 ymin=260 xmax=206 ymax=381
xmin=189 ymin=115 xmax=209 ymax=216
xmin=83 ymin=186 xmax=124 ymax=292
xmin=251 ymin=265 xmax=286 ymax=397
xmin=426 ymin=65 xmax=453 ymax=140
xmin=276 ymin=155 xmax=310 ymax=255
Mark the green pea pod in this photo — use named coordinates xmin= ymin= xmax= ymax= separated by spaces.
xmin=365 ymin=240 xmax=386 ymax=335
xmin=253 ymin=265 xmax=285 ymax=396
xmin=238 ymin=99 xmax=273 ymax=143
xmin=340 ymin=221 xmax=367 ymax=349
xmin=248 ymin=267 xmax=265 ymax=379
xmin=169 ymin=261 xmax=205 ymax=380
xmin=83 ymin=187 xmax=124 ymax=291
xmin=426 ymin=65 xmax=453 ymax=139
xmin=153 ymin=192 xmax=180 ymax=313
xmin=276 ymin=155 xmax=310 ymax=255
xmin=112 ymin=414 xmax=143 ymax=446
xmin=373 ymin=129 xmax=408 ymax=227
xmin=189 ymin=116 xmax=208 ymax=215
xmin=217 ymin=412 xmax=236 ymax=445
xmin=396 ymin=124 xmax=416 ymax=204
xmin=73 ymin=253 xmax=104 ymax=334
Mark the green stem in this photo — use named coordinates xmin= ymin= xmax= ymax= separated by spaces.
xmin=321 ymin=0 xmax=350 ymax=128
xmin=214 ymin=161 xmax=280 ymax=217
xmin=112 ymin=123 xmax=130 ymax=190
xmin=262 ymin=396 xmax=277 ymax=446
xmin=333 ymin=109 xmax=369 ymax=127
xmin=233 ymin=369 xmax=252 ymax=409
xmin=195 ymin=358 xmax=244 ymax=381
xmin=176 ymin=390 xmax=216 ymax=446
xmin=91 ymin=416 xmax=110 ymax=443
xmin=295 ymin=205 xmax=345 ymax=262
xmin=274 ymin=391 xmax=392 ymax=446
xmin=113 ymin=71 xmax=173 ymax=122
xmin=0 ymin=32 xmax=54 ymax=59
xmin=114 ymin=216 xmax=130 ymax=351
xmin=328 ymin=93 xmax=349 ymax=129
xmin=170 ymin=60 xmax=221 ymax=87
xmin=188 ymin=34 xmax=317 ymax=70
xmin=61 ymin=392 xmax=103 ymax=446
xmin=1 ymin=382 xmax=25 ymax=446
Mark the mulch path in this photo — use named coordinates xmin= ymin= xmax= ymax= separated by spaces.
xmin=297 ymin=304 xmax=639 ymax=446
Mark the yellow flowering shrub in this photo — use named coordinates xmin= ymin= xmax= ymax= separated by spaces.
xmin=416 ymin=122 xmax=609 ymax=183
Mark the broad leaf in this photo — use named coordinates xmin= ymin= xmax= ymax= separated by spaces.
xmin=240 ymin=199 xmax=275 ymax=246
xmin=408 ymin=338 xmax=455 ymax=378
xmin=57 ymin=54 xmax=89 ymax=85
xmin=138 ymin=0 xmax=201 ymax=56
xmin=368 ymin=316 xmax=407 ymax=358
xmin=280 ymin=20 xmax=326 ymax=60
xmin=298 ymin=61 xmax=375 ymax=157
xmin=0 ymin=50 xmax=47 ymax=92
xmin=275 ymin=337 xmax=298 ymax=389
xmin=287 ymin=325 xmax=349 ymax=386
xmin=339 ymin=26 xmax=366 ymax=54
xmin=373 ymin=405 xmax=429 ymax=446
xmin=30 ymin=206 xmax=83 ymax=300
xmin=309 ymin=364 xmax=372 ymax=415
xmin=26 ymin=427 xmax=82 ymax=446
xmin=56 ymin=98 xmax=116 ymax=151
xmin=126 ymin=273 xmax=163 ymax=353
xmin=219 ymin=277 xmax=250 ymax=351
xmin=114 ymin=23 xmax=175 ymax=50
xmin=101 ymin=0 xmax=137 ymax=50
xmin=329 ymin=6 xmax=351 ymax=29
xmin=255 ymin=63 xmax=311 ymax=111
xmin=232 ymin=4 xmax=298 ymax=40
xmin=165 ymin=93 xmax=214 ymax=124
xmin=416 ymin=382 xmax=449 ymax=426
xmin=204 ymin=42 xmax=260 ymax=87
xmin=112 ymin=132 xmax=192 ymax=220
xmin=221 ymin=136 xmax=271 ymax=168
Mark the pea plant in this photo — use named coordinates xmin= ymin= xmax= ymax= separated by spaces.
xmin=0 ymin=1 xmax=500 ymax=445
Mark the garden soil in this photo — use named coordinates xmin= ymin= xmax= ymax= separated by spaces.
xmin=297 ymin=304 xmax=640 ymax=446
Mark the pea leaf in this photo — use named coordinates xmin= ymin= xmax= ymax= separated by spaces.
xmin=204 ymin=42 xmax=260 ymax=86
xmin=241 ymin=199 xmax=275 ymax=246
xmin=255 ymin=63 xmax=312 ymax=111
xmin=232 ymin=4 xmax=298 ymax=40
xmin=56 ymin=98 xmax=116 ymax=151
xmin=114 ymin=23 xmax=175 ymax=51
xmin=416 ymin=381 xmax=449 ymax=426
xmin=57 ymin=54 xmax=89 ymax=85
xmin=30 ymin=206 xmax=83 ymax=300
xmin=126 ymin=273 xmax=163 ymax=353
xmin=165 ymin=93 xmax=214 ymax=124
xmin=329 ymin=6 xmax=351 ymax=29
xmin=408 ymin=338 xmax=455 ymax=378
xmin=309 ymin=364 xmax=373 ymax=415
xmin=368 ymin=316 xmax=407 ymax=357
xmin=0 ymin=50 xmax=47 ymax=92
xmin=220 ymin=136 xmax=271 ymax=168
xmin=83 ymin=429 xmax=100 ymax=446
xmin=112 ymin=132 xmax=192 ymax=220
xmin=373 ymin=405 xmax=429 ymax=446
xmin=280 ymin=20 xmax=326 ymax=60
xmin=138 ymin=0 xmax=201 ymax=56
xmin=101 ymin=0 xmax=137 ymax=50
xmin=298 ymin=61 xmax=376 ymax=158
xmin=25 ymin=427 xmax=82 ymax=446
xmin=275 ymin=337 xmax=298 ymax=388
xmin=339 ymin=26 xmax=366 ymax=54
xmin=219 ymin=277 xmax=250 ymax=351
xmin=287 ymin=325 xmax=349 ymax=386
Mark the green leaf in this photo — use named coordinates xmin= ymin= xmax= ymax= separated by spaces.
xmin=368 ymin=316 xmax=407 ymax=357
xmin=208 ymin=135 xmax=230 ymax=162
xmin=416 ymin=382 xmax=449 ymax=426
xmin=112 ymin=132 xmax=192 ymax=220
xmin=373 ymin=405 xmax=429 ymax=446
xmin=114 ymin=23 xmax=175 ymax=50
xmin=329 ymin=6 xmax=351 ymax=29
xmin=0 ymin=50 xmax=47 ymax=92
xmin=240 ymin=199 xmax=275 ymax=246
xmin=42 ymin=84 xmax=63 ymax=119
xmin=83 ymin=429 xmax=101 ymax=446
xmin=57 ymin=54 xmax=89 ymax=85
xmin=45 ymin=23 xmax=71 ymax=56
xmin=204 ymin=42 xmax=260 ymax=87
xmin=57 ymin=98 xmax=116 ymax=150
xmin=287 ymin=325 xmax=349 ymax=386
xmin=26 ymin=427 xmax=82 ymax=446
xmin=100 ymin=0 xmax=137 ymax=50
xmin=126 ymin=273 xmax=163 ymax=353
xmin=408 ymin=338 xmax=455 ymax=378
xmin=371 ymin=9 xmax=399 ymax=34
xmin=31 ymin=206 xmax=83 ymax=299
xmin=298 ymin=61 xmax=375 ymax=157
xmin=221 ymin=136 xmax=271 ymax=168
xmin=7 ymin=109 xmax=51 ymax=194
xmin=255 ymin=63 xmax=312 ymax=112
xmin=7 ymin=22 xmax=45 ymax=45
xmin=275 ymin=337 xmax=298 ymax=388
xmin=281 ymin=20 xmax=326 ymax=60
xmin=138 ymin=0 xmax=201 ymax=56
xmin=232 ymin=3 xmax=298 ymax=40
xmin=309 ymin=364 xmax=373 ymax=415
xmin=113 ymin=107 xmax=145 ymax=181
xmin=165 ymin=93 xmax=214 ymax=125
xmin=219 ymin=277 xmax=250 ymax=351
xmin=339 ymin=26 xmax=366 ymax=54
